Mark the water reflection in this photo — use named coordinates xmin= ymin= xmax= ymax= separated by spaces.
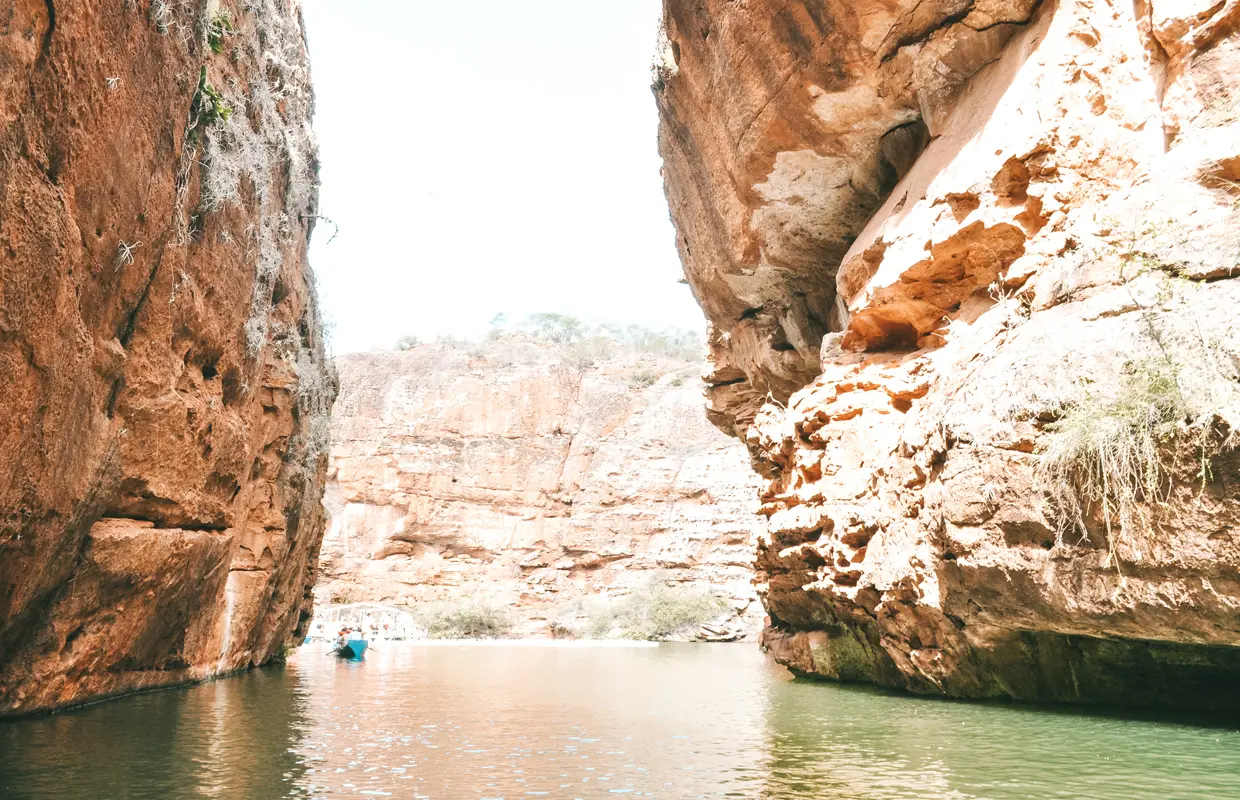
xmin=0 ymin=666 xmax=310 ymax=800
xmin=759 ymin=677 xmax=1240 ymax=799
xmin=286 ymin=643 xmax=775 ymax=798
xmin=2 ymin=643 xmax=1239 ymax=799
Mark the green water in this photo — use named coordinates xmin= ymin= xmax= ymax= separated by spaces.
xmin=1 ymin=642 xmax=1238 ymax=799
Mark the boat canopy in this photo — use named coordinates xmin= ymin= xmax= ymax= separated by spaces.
xmin=308 ymin=602 xmax=420 ymax=641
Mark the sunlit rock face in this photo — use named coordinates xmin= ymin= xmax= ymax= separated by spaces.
xmin=655 ymin=0 xmax=1043 ymax=436
xmin=319 ymin=343 xmax=765 ymax=639
xmin=659 ymin=0 xmax=1240 ymax=706
xmin=0 ymin=0 xmax=335 ymax=716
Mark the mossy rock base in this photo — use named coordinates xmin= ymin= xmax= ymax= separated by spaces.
xmin=775 ymin=622 xmax=1240 ymax=709
xmin=978 ymin=630 xmax=1240 ymax=708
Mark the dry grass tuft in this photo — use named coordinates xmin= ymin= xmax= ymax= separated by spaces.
xmin=1037 ymin=331 xmax=1240 ymax=558
xmin=1037 ymin=358 xmax=1185 ymax=550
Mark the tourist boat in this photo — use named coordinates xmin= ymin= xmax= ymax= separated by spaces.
xmin=334 ymin=638 xmax=368 ymax=660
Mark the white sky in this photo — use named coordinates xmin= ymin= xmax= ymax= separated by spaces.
xmin=300 ymin=0 xmax=703 ymax=355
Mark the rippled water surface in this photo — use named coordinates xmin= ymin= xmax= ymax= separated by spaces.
xmin=2 ymin=642 xmax=1239 ymax=799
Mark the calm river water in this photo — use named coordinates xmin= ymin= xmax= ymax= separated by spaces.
xmin=2 ymin=642 xmax=1239 ymax=799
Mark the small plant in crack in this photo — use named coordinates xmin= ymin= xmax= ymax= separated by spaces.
xmin=191 ymin=66 xmax=232 ymax=130
xmin=208 ymin=11 xmax=234 ymax=54
xmin=988 ymin=278 xmax=1033 ymax=324
xmin=114 ymin=240 xmax=141 ymax=271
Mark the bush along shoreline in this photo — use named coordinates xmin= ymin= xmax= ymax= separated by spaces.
xmin=343 ymin=580 xmax=737 ymax=643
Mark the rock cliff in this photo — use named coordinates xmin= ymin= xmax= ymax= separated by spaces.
xmin=657 ymin=0 xmax=1240 ymax=706
xmin=320 ymin=341 xmax=763 ymax=639
xmin=0 ymin=0 xmax=335 ymax=716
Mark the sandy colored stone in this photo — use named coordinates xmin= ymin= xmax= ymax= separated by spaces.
xmin=319 ymin=341 xmax=765 ymax=639
xmin=660 ymin=0 xmax=1240 ymax=705
xmin=656 ymin=0 xmax=1043 ymax=436
xmin=0 ymin=0 xmax=335 ymax=716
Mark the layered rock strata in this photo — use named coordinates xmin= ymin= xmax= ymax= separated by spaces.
xmin=320 ymin=342 xmax=764 ymax=639
xmin=658 ymin=0 xmax=1240 ymax=706
xmin=0 ymin=0 xmax=335 ymax=716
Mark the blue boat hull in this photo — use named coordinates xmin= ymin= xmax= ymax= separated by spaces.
xmin=336 ymin=639 xmax=368 ymax=659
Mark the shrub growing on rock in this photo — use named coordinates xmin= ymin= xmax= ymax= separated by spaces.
xmin=1038 ymin=338 xmax=1239 ymax=557
xmin=412 ymin=599 xmax=512 ymax=640
xmin=556 ymin=580 xmax=727 ymax=641
xmin=617 ymin=582 xmax=727 ymax=640
xmin=1038 ymin=357 xmax=1187 ymax=547
xmin=627 ymin=369 xmax=659 ymax=390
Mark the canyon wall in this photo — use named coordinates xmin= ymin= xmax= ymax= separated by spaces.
xmin=320 ymin=341 xmax=764 ymax=639
xmin=657 ymin=0 xmax=1240 ymax=706
xmin=0 ymin=0 xmax=335 ymax=716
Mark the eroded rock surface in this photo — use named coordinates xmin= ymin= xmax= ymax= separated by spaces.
xmin=320 ymin=342 xmax=764 ymax=639
xmin=0 ymin=0 xmax=335 ymax=715
xmin=659 ymin=0 xmax=1240 ymax=706
xmin=656 ymin=0 xmax=1044 ymax=435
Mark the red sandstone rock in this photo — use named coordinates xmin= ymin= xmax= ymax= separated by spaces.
xmin=0 ymin=0 xmax=335 ymax=716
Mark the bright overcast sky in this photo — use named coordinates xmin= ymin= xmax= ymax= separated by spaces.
xmin=300 ymin=0 xmax=703 ymax=355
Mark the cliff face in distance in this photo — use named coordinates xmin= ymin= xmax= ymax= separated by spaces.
xmin=320 ymin=341 xmax=764 ymax=639
xmin=0 ymin=0 xmax=335 ymax=715
xmin=658 ymin=0 xmax=1240 ymax=706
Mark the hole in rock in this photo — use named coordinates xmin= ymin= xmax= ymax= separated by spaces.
xmin=221 ymin=368 xmax=242 ymax=405
xmin=271 ymin=277 xmax=290 ymax=306
xmin=879 ymin=119 xmax=930 ymax=190
xmin=860 ymin=319 xmax=920 ymax=351
xmin=63 ymin=624 xmax=87 ymax=652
